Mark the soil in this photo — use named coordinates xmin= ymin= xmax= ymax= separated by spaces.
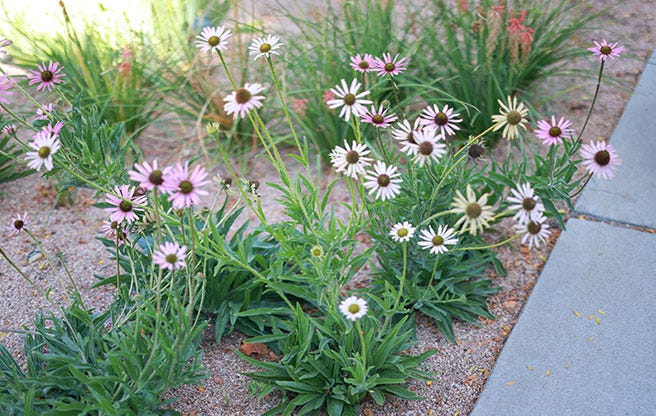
xmin=0 ymin=1 xmax=654 ymax=415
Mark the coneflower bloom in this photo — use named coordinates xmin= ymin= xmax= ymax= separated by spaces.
xmin=105 ymin=185 xmax=147 ymax=224
xmin=27 ymin=61 xmax=66 ymax=91
xmin=373 ymin=53 xmax=408 ymax=77
xmin=507 ymin=182 xmax=544 ymax=224
xmin=42 ymin=121 xmax=64 ymax=139
xmin=248 ymin=34 xmax=283 ymax=60
xmin=102 ymin=220 xmax=128 ymax=245
xmin=580 ymin=140 xmax=621 ymax=180
xmin=24 ymin=130 xmax=60 ymax=171
xmin=418 ymin=225 xmax=458 ymax=255
xmin=195 ymin=25 xmax=232 ymax=54
xmin=1 ymin=124 xmax=16 ymax=136
xmin=361 ymin=104 xmax=398 ymax=128
xmin=338 ymin=296 xmax=368 ymax=321
xmin=128 ymin=160 xmax=169 ymax=191
xmin=9 ymin=212 xmax=28 ymax=236
xmin=363 ymin=161 xmax=402 ymax=201
xmin=153 ymin=241 xmax=187 ymax=271
xmin=0 ymin=73 xmax=13 ymax=105
xmin=491 ymin=95 xmax=529 ymax=140
xmin=412 ymin=128 xmax=447 ymax=167
xmin=514 ymin=214 xmax=551 ymax=249
xmin=164 ymin=162 xmax=210 ymax=209
xmin=329 ymin=140 xmax=373 ymax=178
xmin=418 ymin=104 xmax=463 ymax=137
xmin=588 ymin=39 xmax=624 ymax=61
xmin=389 ymin=221 xmax=416 ymax=243
xmin=535 ymin=116 xmax=573 ymax=146
xmin=34 ymin=103 xmax=54 ymax=121
xmin=326 ymin=79 xmax=372 ymax=122
xmin=350 ymin=53 xmax=376 ymax=73
xmin=451 ymin=185 xmax=495 ymax=235
xmin=224 ymin=83 xmax=265 ymax=119
xmin=391 ymin=118 xmax=423 ymax=156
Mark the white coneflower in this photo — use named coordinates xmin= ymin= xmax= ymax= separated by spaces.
xmin=418 ymin=225 xmax=458 ymax=254
xmin=514 ymin=214 xmax=551 ymax=249
xmin=248 ymin=34 xmax=283 ymax=60
xmin=412 ymin=127 xmax=447 ymax=167
xmin=329 ymin=140 xmax=373 ymax=178
xmin=451 ymin=185 xmax=495 ymax=235
xmin=389 ymin=221 xmax=416 ymax=243
xmin=491 ymin=95 xmax=528 ymax=140
xmin=195 ymin=26 xmax=232 ymax=54
xmin=506 ymin=182 xmax=544 ymax=224
xmin=24 ymin=130 xmax=60 ymax=171
xmin=338 ymin=296 xmax=368 ymax=321
xmin=362 ymin=161 xmax=402 ymax=201
xmin=391 ymin=118 xmax=423 ymax=156
xmin=223 ymin=83 xmax=265 ymax=120
xmin=326 ymin=79 xmax=373 ymax=122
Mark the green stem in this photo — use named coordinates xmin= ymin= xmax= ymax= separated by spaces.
xmin=569 ymin=173 xmax=594 ymax=198
xmin=455 ymin=233 xmax=521 ymax=251
xmin=571 ymin=59 xmax=605 ymax=155
xmin=355 ymin=320 xmax=367 ymax=370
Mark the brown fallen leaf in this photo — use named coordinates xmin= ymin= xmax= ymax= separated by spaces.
xmin=363 ymin=409 xmax=374 ymax=416
xmin=506 ymin=381 xmax=516 ymax=386
xmin=239 ymin=342 xmax=271 ymax=359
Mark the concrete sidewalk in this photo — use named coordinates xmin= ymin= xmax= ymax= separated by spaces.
xmin=471 ymin=50 xmax=656 ymax=416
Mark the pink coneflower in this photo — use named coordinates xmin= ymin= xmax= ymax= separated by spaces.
xmin=105 ymin=185 xmax=147 ymax=224
xmin=128 ymin=160 xmax=169 ymax=191
xmin=0 ymin=73 xmax=13 ymax=106
xmin=326 ymin=79 xmax=372 ymax=122
xmin=102 ymin=220 xmax=128 ymax=245
xmin=391 ymin=118 xmax=424 ymax=156
xmin=153 ymin=241 xmax=187 ymax=271
xmin=248 ymin=34 xmax=283 ymax=60
xmin=35 ymin=103 xmax=54 ymax=121
xmin=1 ymin=124 xmax=16 ymax=136
xmin=24 ymin=130 xmax=60 ymax=171
xmin=224 ymin=83 xmax=265 ymax=120
xmin=418 ymin=104 xmax=463 ymax=137
xmin=373 ymin=53 xmax=408 ymax=77
xmin=164 ymin=162 xmax=210 ymax=209
xmin=42 ymin=121 xmax=64 ymax=139
xmin=350 ymin=53 xmax=376 ymax=73
xmin=507 ymin=182 xmax=544 ymax=224
xmin=363 ymin=161 xmax=402 ymax=201
xmin=9 ymin=212 xmax=28 ymax=236
xmin=514 ymin=214 xmax=551 ymax=249
xmin=412 ymin=128 xmax=447 ymax=167
xmin=195 ymin=26 xmax=232 ymax=54
xmin=580 ymin=140 xmax=621 ymax=180
xmin=27 ymin=61 xmax=66 ymax=92
xmin=418 ymin=225 xmax=458 ymax=255
xmin=329 ymin=140 xmax=373 ymax=178
xmin=361 ymin=104 xmax=398 ymax=128
xmin=588 ymin=40 xmax=624 ymax=61
xmin=535 ymin=116 xmax=572 ymax=146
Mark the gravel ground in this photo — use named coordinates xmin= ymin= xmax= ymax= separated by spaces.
xmin=1 ymin=1 xmax=654 ymax=415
